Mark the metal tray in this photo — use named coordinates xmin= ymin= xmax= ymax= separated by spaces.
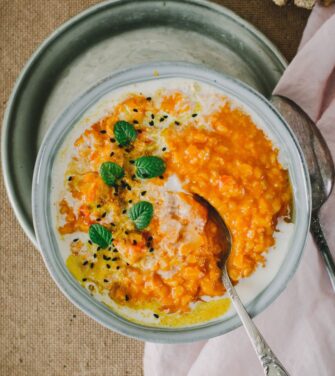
xmin=2 ymin=0 xmax=287 ymax=248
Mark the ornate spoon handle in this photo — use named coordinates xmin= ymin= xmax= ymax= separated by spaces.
xmin=222 ymin=266 xmax=290 ymax=376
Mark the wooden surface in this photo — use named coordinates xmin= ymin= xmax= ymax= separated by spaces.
xmin=0 ymin=1 xmax=309 ymax=375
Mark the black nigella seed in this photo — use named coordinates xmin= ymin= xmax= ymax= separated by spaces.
xmin=133 ymin=240 xmax=137 ymax=245
xmin=110 ymin=138 xmax=115 ymax=143
xmin=163 ymin=115 xmax=168 ymax=119
xmin=106 ymin=264 xmax=111 ymax=269
xmin=133 ymin=120 xmax=139 ymax=124
xmin=122 ymin=209 xmax=127 ymax=214
xmin=113 ymin=249 xmax=118 ymax=253
xmin=192 ymin=113 xmax=198 ymax=117
xmin=128 ymin=200 xmax=133 ymax=203
xmin=153 ymin=314 xmax=159 ymax=318
xmin=93 ymin=253 xmax=97 ymax=258
xmin=162 ymin=147 xmax=167 ymax=151
xmin=96 ymin=204 xmax=101 ymax=208
xmin=103 ymin=255 xmax=111 ymax=261
xmin=141 ymin=191 xmax=147 ymax=196
xmin=73 ymin=238 xmax=79 ymax=243
xmin=151 ymin=114 xmax=155 ymax=119
xmin=146 ymin=97 xmax=152 ymax=101
xmin=160 ymin=117 xmax=165 ymax=122
xmin=110 ymin=152 xmax=114 ymax=157
xmin=159 ymin=175 xmax=164 ymax=180
xmin=116 ymin=266 xmax=121 ymax=270
xmin=90 ymin=263 xmax=94 ymax=269
xmin=68 ymin=176 xmax=72 ymax=181
xmin=127 ymin=186 xmax=132 ymax=191
xmin=149 ymin=248 xmax=154 ymax=253
xmin=83 ymin=260 xmax=88 ymax=266
xmin=104 ymin=279 xmax=109 ymax=283
xmin=130 ymin=160 xmax=135 ymax=164
xmin=108 ymin=247 xmax=112 ymax=251
xmin=149 ymin=121 xmax=154 ymax=126
xmin=96 ymin=218 xmax=101 ymax=222
xmin=99 ymin=130 xmax=107 ymax=134
xmin=125 ymin=295 xmax=129 ymax=301
xmin=112 ymin=257 xmax=118 ymax=261
xmin=110 ymin=223 xmax=116 ymax=227
xmin=175 ymin=121 xmax=180 ymax=126
xmin=82 ymin=278 xmax=87 ymax=282
xmin=88 ymin=240 xmax=93 ymax=245
xmin=102 ymin=212 xmax=107 ymax=218
xmin=97 ymin=247 xmax=101 ymax=251
xmin=133 ymin=108 xmax=138 ymax=112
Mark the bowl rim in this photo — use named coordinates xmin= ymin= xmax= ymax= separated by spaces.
xmin=32 ymin=61 xmax=311 ymax=343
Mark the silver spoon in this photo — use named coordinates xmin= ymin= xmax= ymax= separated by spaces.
xmin=194 ymin=194 xmax=290 ymax=376
xmin=271 ymin=96 xmax=335 ymax=291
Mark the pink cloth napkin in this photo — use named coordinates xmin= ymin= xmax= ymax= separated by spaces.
xmin=143 ymin=4 xmax=335 ymax=375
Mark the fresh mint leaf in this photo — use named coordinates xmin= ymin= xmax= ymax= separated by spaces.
xmin=114 ymin=121 xmax=137 ymax=146
xmin=89 ymin=224 xmax=112 ymax=248
xmin=100 ymin=162 xmax=124 ymax=186
xmin=128 ymin=201 xmax=154 ymax=230
xmin=135 ymin=156 xmax=166 ymax=179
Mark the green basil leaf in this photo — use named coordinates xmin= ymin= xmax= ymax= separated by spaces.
xmin=128 ymin=201 xmax=154 ymax=230
xmin=100 ymin=162 xmax=124 ymax=186
xmin=89 ymin=224 xmax=112 ymax=248
xmin=135 ymin=156 xmax=166 ymax=179
xmin=114 ymin=121 xmax=137 ymax=146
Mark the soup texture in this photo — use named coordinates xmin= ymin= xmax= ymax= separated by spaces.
xmin=54 ymin=79 xmax=292 ymax=326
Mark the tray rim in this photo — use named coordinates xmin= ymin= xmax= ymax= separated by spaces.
xmin=1 ymin=0 xmax=288 ymax=249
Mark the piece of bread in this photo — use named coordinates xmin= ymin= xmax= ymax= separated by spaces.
xmin=272 ymin=0 xmax=334 ymax=8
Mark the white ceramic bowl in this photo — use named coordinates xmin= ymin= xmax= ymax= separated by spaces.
xmin=32 ymin=62 xmax=311 ymax=343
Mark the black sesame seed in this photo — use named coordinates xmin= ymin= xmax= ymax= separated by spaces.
xmin=160 ymin=117 xmax=165 ymax=122
xmin=153 ymin=314 xmax=159 ymax=318
xmin=162 ymin=147 xmax=167 ymax=151
xmin=149 ymin=248 xmax=154 ymax=253
xmin=122 ymin=209 xmax=127 ymax=214
xmin=149 ymin=121 xmax=154 ymax=126
xmin=68 ymin=176 xmax=73 ymax=181
xmin=125 ymin=230 xmax=129 ymax=235
xmin=126 ymin=263 xmax=130 ymax=266
xmin=125 ymin=295 xmax=129 ymax=301
xmin=112 ymin=257 xmax=118 ymax=261
xmin=116 ymin=266 xmax=121 ymax=270
xmin=104 ymin=279 xmax=109 ymax=283
xmin=90 ymin=262 xmax=94 ymax=269
xmin=73 ymin=238 xmax=79 ymax=243
xmin=96 ymin=218 xmax=101 ymax=222
xmin=133 ymin=120 xmax=139 ymax=125
xmin=108 ymin=247 xmax=112 ymax=251
xmin=192 ymin=113 xmax=198 ymax=117
xmin=130 ymin=160 xmax=135 ymax=164
xmin=110 ymin=151 xmax=114 ymax=157
xmin=137 ymin=129 xmax=143 ymax=134
xmin=113 ymin=249 xmax=118 ymax=253
xmin=159 ymin=175 xmax=164 ymax=179
xmin=133 ymin=240 xmax=137 ymax=245
xmin=102 ymin=212 xmax=107 ymax=218
xmin=114 ymin=192 xmax=119 ymax=196
xmin=146 ymin=97 xmax=152 ymax=101
xmin=106 ymin=264 xmax=111 ymax=269
xmin=125 ymin=148 xmax=131 ymax=153
xmin=88 ymin=240 xmax=93 ymax=245
xmin=175 ymin=121 xmax=180 ymax=126
xmin=127 ymin=186 xmax=132 ymax=191
xmin=103 ymin=255 xmax=111 ymax=261
xmin=97 ymin=204 xmax=101 ymax=208
xmin=118 ymin=144 xmax=123 ymax=149
xmin=128 ymin=200 xmax=133 ymax=203
xmin=93 ymin=253 xmax=97 ymax=258
xmin=131 ymin=174 xmax=136 ymax=180
xmin=110 ymin=138 xmax=116 ymax=143
xmin=133 ymin=108 xmax=138 ymax=112
xmin=97 ymin=247 xmax=101 ymax=251
xmin=141 ymin=191 xmax=147 ymax=196
xmin=110 ymin=223 xmax=116 ymax=227
xmin=83 ymin=260 xmax=88 ymax=266
xmin=148 ymin=236 xmax=153 ymax=241
xmin=163 ymin=115 xmax=168 ymax=119
xmin=99 ymin=130 xmax=107 ymax=134
xmin=151 ymin=114 xmax=155 ymax=119
xmin=82 ymin=278 xmax=87 ymax=282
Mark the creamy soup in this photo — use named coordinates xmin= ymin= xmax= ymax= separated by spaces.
xmin=52 ymin=78 xmax=293 ymax=327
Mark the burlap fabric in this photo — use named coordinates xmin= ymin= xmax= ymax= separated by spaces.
xmin=0 ymin=1 xmax=309 ymax=375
